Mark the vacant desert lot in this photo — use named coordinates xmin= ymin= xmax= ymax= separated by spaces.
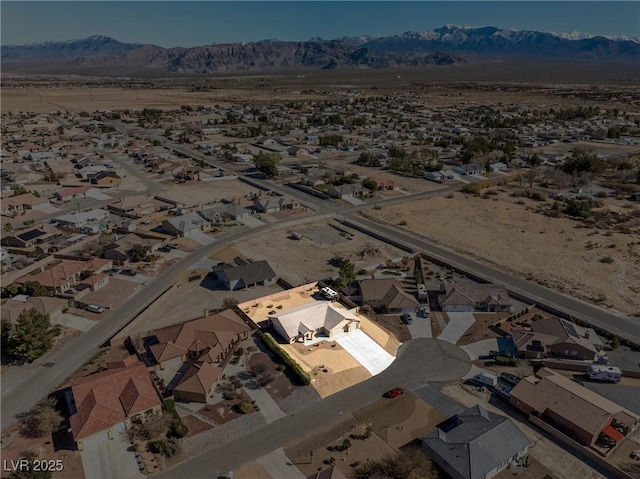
xmin=366 ymin=191 xmax=640 ymax=315
xmin=235 ymin=219 xmax=406 ymax=284
xmin=158 ymin=179 xmax=262 ymax=207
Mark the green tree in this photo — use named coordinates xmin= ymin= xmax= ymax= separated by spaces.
xmin=2 ymin=308 xmax=61 ymax=362
xmin=562 ymin=149 xmax=606 ymax=176
xmin=3 ymin=222 xmax=13 ymax=233
xmin=334 ymin=258 xmax=356 ymax=292
xmin=128 ymin=244 xmax=150 ymax=262
xmin=362 ymin=179 xmax=378 ymax=192
xmin=11 ymin=186 xmax=29 ymax=196
xmin=254 ymin=152 xmax=281 ymax=178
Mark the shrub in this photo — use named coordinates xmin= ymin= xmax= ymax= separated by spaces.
xmin=257 ymin=330 xmax=311 ymax=385
xmin=600 ymin=256 xmax=615 ymax=264
xmin=398 ymin=220 xmax=407 ymax=226
xmin=461 ymin=182 xmax=482 ymax=195
xmin=494 ymin=356 xmax=517 ymax=366
xmin=236 ymin=399 xmax=254 ymax=414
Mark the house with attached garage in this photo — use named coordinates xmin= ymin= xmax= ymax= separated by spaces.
xmin=327 ymin=183 xmax=367 ymax=199
xmin=64 ymin=355 xmax=162 ymax=450
xmin=1 ymin=295 xmax=68 ymax=323
xmin=102 ymin=233 xmax=162 ymax=264
xmin=88 ymin=170 xmax=121 ymax=186
xmin=510 ymin=317 xmax=601 ymax=360
xmin=422 ymin=405 xmax=531 ymax=479
xmin=252 ymin=194 xmax=299 ymax=213
xmin=438 ymin=280 xmax=512 ymax=313
xmin=1 ymin=224 xmax=61 ymax=249
xmin=1 ymin=193 xmax=50 ymax=217
xmin=144 ymin=309 xmax=253 ymax=402
xmin=359 ymin=278 xmax=419 ymax=314
xmin=212 ymin=259 xmax=277 ymax=290
xmin=161 ymin=212 xmax=211 ymax=238
xmin=270 ymin=301 xmax=361 ymax=344
xmin=54 ymin=186 xmax=92 ymax=202
xmin=453 ymin=163 xmax=485 ymax=176
xmin=509 ymin=368 xmax=639 ymax=448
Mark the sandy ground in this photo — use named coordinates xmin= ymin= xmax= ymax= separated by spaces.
xmin=353 ymin=393 xmax=446 ymax=449
xmin=366 ymin=190 xmax=640 ymax=316
xmin=235 ymin=219 xmax=406 ymax=285
xmin=285 ymin=417 xmax=397 ymax=479
xmin=234 ymin=461 xmax=273 ymax=479
xmin=158 ymin=179 xmax=262 ymax=207
xmin=118 ymin=277 xmax=284 ymax=338
xmin=282 ymin=340 xmax=371 ymax=398
xmin=358 ymin=316 xmax=401 ymax=355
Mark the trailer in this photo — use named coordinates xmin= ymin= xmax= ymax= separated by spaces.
xmin=320 ymin=287 xmax=339 ymax=301
xmin=472 ymin=372 xmax=498 ymax=388
xmin=587 ymin=365 xmax=621 ymax=383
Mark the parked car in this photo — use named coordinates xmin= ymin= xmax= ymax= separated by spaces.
xmin=489 ymin=350 xmax=514 ymax=359
xmin=158 ymin=246 xmax=171 ymax=252
xmin=384 ymin=387 xmax=404 ymax=398
xmin=86 ymin=304 xmax=104 ymax=313
xmin=500 ymin=372 xmax=521 ymax=386
xmin=167 ymin=243 xmax=179 ymax=249
xmin=400 ymin=313 xmax=412 ymax=325
xmin=121 ymin=269 xmax=137 ymax=277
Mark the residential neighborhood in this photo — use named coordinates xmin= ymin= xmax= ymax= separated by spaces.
xmin=1 ymin=54 xmax=640 ymax=479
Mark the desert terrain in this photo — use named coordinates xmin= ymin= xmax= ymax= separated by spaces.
xmin=366 ymin=188 xmax=640 ymax=316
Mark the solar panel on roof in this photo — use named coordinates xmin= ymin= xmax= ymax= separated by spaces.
xmin=562 ymin=320 xmax=580 ymax=338
xmin=17 ymin=229 xmax=46 ymax=242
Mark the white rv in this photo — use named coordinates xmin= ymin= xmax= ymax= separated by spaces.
xmin=587 ymin=365 xmax=621 ymax=383
xmin=320 ymin=287 xmax=339 ymax=301
xmin=472 ymin=372 xmax=498 ymax=388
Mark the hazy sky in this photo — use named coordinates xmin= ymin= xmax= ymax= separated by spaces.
xmin=2 ymin=1 xmax=639 ymax=47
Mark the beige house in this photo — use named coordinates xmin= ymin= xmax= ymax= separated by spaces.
xmin=271 ymin=301 xmax=361 ymax=343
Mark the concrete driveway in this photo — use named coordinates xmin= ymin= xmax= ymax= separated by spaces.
xmin=336 ymin=329 xmax=395 ymax=375
xmin=257 ymin=448 xmax=305 ymax=479
xmin=189 ymin=230 xmax=216 ymax=245
xmin=80 ymin=426 xmax=144 ymax=479
xmin=53 ymin=313 xmax=97 ymax=332
xmin=461 ymin=338 xmax=499 ymax=360
xmin=406 ymin=313 xmax=433 ymax=339
xmin=437 ymin=312 xmax=476 ymax=344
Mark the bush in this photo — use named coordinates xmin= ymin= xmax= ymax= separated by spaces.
xmin=257 ymin=330 xmax=311 ymax=385
xmin=494 ymin=356 xmax=517 ymax=366
xmin=461 ymin=182 xmax=482 ymax=195
xmin=354 ymin=455 xmax=413 ymax=479
xmin=236 ymin=399 xmax=254 ymax=414
xmin=599 ymin=256 xmax=615 ymax=264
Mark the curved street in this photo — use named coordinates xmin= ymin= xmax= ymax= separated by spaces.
xmin=156 ymin=338 xmax=472 ymax=479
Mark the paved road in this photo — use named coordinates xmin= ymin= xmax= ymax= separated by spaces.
xmin=98 ymin=149 xmax=164 ymax=194
xmin=339 ymin=215 xmax=640 ymax=344
xmin=0 ymin=212 xmax=332 ymax=430
xmin=156 ymin=339 xmax=472 ymax=479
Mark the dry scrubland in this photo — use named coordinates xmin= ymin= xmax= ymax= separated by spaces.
xmin=366 ymin=190 xmax=640 ymax=316
xmin=4 ymin=60 xmax=639 ymax=114
xmin=235 ymin=220 xmax=405 ymax=285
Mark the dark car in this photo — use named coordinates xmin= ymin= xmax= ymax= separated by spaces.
xmin=400 ymin=313 xmax=412 ymax=325
xmin=121 ymin=269 xmax=137 ymax=277
xmin=384 ymin=387 xmax=404 ymax=398
xmin=500 ymin=372 xmax=521 ymax=386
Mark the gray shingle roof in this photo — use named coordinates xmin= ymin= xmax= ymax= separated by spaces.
xmin=219 ymin=260 xmax=276 ymax=286
xmin=422 ymin=405 xmax=530 ymax=479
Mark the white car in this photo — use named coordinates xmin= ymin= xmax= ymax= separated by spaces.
xmin=86 ymin=304 xmax=104 ymax=313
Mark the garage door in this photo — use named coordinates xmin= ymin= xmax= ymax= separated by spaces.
xmin=79 ymin=429 xmax=110 ymax=450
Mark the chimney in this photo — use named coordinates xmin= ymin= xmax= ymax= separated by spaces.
xmin=204 ymin=309 xmax=208 ymax=317
xmin=584 ymin=331 xmax=590 ymax=339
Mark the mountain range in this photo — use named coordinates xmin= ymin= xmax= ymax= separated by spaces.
xmin=3 ymin=25 xmax=639 ymax=75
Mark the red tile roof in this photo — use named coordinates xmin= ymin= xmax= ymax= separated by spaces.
xmin=69 ymin=358 xmax=160 ymax=441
